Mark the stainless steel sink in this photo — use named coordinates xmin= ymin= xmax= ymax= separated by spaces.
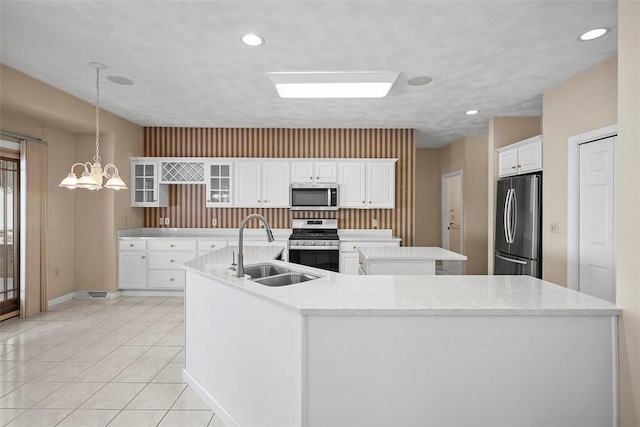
xmin=243 ymin=263 xmax=290 ymax=279
xmin=253 ymin=272 xmax=320 ymax=287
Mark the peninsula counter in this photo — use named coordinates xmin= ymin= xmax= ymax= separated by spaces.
xmin=183 ymin=246 xmax=620 ymax=427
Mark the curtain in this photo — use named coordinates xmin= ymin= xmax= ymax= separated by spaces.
xmin=20 ymin=140 xmax=48 ymax=317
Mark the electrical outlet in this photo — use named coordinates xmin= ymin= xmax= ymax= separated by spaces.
xmin=164 ymin=217 xmax=170 ymax=226
xmin=550 ymin=222 xmax=559 ymax=234
xmin=212 ymin=218 xmax=218 ymax=227
xmin=159 ymin=217 xmax=163 ymax=226
xmin=372 ymin=218 xmax=378 ymax=227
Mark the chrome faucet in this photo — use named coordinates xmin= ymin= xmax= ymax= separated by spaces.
xmin=236 ymin=214 xmax=275 ymax=277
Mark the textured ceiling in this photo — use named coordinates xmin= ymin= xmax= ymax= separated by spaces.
xmin=0 ymin=1 xmax=618 ymax=148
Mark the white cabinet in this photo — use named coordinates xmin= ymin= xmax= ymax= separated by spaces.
xmin=234 ymin=161 xmax=290 ymax=207
xmin=339 ymin=240 xmax=400 ymax=275
xmin=205 ymin=162 xmax=233 ymax=207
xmin=291 ymin=162 xmax=337 ymax=183
xmin=367 ymin=162 xmax=395 ymax=208
xmin=498 ymin=135 xmax=542 ymax=177
xmin=197 ymin=239 xmax=228 ymax=257
xmin=338 ymin=162 xmax=366 ymax=208
xmin=338 ymin=160 xmax=396 ymax=209
xmin=118 ymin=240 xmax=147 ymax=289
xmin=160 ymin=160 xmax=205 ymax=184
xmin=130 ymin=160 xmax=168 ymax=207
xmin=147 ymin=240 xmax=197 ymax=290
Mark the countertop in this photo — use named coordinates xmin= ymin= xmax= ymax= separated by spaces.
xmin=117 ymin=228 xmax=401 ymax=242
xmin=358 ymin=246 xmax=467 ymax=261
xmin=183 ymin=246 xmax=620 ymax=316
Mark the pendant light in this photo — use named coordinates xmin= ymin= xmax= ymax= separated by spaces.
xmin=59 ymin=62 xmax=127 ymax=191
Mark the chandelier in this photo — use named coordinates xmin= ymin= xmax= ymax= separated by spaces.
xmin=59 ymin=62 xmax=127 ymax=191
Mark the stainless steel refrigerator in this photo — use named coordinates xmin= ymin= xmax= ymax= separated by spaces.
xmin=494 ymin=173 xmax=542 ymax=278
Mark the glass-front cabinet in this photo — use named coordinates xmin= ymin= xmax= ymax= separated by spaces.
xmin=130 ymin=160 xmax=168 ymax=208
xmin=205 ymin=162 xmax=233 ymax=207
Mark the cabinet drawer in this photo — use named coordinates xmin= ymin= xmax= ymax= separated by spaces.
xmin=148 ymin=251 xmax=198 ymax=270
xmin=339 ymin=241 xmax=400 ymax=252
xmin=197 ymin=240 xmax=228 ymax=251
xmin=148 ymin=240 xmax=197 ymax=251
xmin=147 ymin=270 xmax=186 ymax=289
xmin=119 ymin=240 xmax=147 ymax=251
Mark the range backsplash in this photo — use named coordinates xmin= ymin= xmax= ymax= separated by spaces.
xmin=142 ymin=127 xmax=415 ymax=246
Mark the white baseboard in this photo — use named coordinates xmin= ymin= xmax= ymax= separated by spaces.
xmin=183 ymin=369 xmax=239 ymax=427
xmin=48 ymin=292 xmax=75 ymax=308
xmin=120 ymin=290 xmax=184 ymax=297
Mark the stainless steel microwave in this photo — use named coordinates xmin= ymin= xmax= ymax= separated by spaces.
xmin=290 ymin=183 xmax=338 ymax=211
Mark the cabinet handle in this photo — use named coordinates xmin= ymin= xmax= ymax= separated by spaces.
xmin=170 ymin=278 xmax=175 ymax=282
xmin=142 ymin=256 xmax=146 ymax=259
xmin=210 ymin=245 xmax=215 ymax=248
xmin=310 ymin=176 xmax=313 ymax=180
xmin=517 ymin=164 xmax=522 ymax=168
xmin=353 ymin=246 xmax=357 ymax=250
xmin=511 ymin=166 xmax=517 ymax=169
xmin=369 ymin=201 xmax=372 ymax=203
xmin=170 ymin=244 xmax=175 ymax=248
xmin=170 ymin=259 xmax=175 ymax=263
xmin=129 ymin=244 xmax=134 ymax=247
xmin=359 ymin=261 xmax=363 ymax=265
xmin=316 ymin=176 xmax=319 ymax=179
xmin=362 ymin=201 xmax=365 ymax=204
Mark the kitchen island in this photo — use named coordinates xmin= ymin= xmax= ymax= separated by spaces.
xmin=358 ymin=245 xmax=467 ymax=275
xmin=183 ymin=246 xmax=620 ymax=427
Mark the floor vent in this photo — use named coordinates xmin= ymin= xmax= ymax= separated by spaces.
xmin=76 ymin=290 xmax=109 ymax=299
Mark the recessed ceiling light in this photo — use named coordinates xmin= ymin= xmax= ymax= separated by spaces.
xmin=578 ymin=27 xmax=610 ymax=41
xmin=242 ymin=33 xmax=264 ymax=46
xmin=107 ymin=75 xmax=135 ymax=86
xmin=466 ymin=110 xmax=479 ymax=115
xmin=268 ymin=72 xmax=399 ymax=99
xmin=407 ymin=76 xmax=433 ymax=86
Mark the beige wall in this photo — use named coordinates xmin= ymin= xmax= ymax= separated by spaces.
xmin=414 ymin=149 xmax=441 ymax=246
xmin=617 ymin=1 xmax=640 ymax=424
xmin=487 ymin=116 xmax=542 ymax=274
xmin=541 ymin=56 xmax=618 ymax=286
xmin=0 ymin=64 xmax=143 ymax=298
xmin=416 ymin=135 xmax=489 ymax=274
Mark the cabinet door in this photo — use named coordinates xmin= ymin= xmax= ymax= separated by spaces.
xmin=262 ymin=162 xmax=290 ymax=207
xmin=290 ymin=162 xmax=314 ymax=183
xmin=338 ymin=162 xmax=366 ymax=208
xmin=314 ymin=162 xmax=337 ymax=183
xmin=205 ymin=162 xmax=233 ymax=207
xmin=517 ymin=139 xmax=542 ymax=173
xmin=130 ymin=161 xmax=168 ymax=207
xmin=119 ymin=252 xmax=147 ymax=289
xmin=234 ymin=161 xmax=262 ymax=207
xmin=498 ymin=149 xmax=518 ymax=177
xmin=340 ymin=252 xmax=361 ymax=275
xmin=367 ymin=162 xmax=395 ymax=208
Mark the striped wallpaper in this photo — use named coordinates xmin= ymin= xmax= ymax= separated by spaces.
xmin=142 ymin=128 xmax=415 ymax=245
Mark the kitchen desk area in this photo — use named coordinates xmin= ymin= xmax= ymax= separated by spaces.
xmin=358 ymin=246 xmax=467 ymax=275
xmin=182 ymin=246 xmax=620 ymax=427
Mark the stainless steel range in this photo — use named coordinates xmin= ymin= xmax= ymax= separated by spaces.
xmin=288 ymin=219 xmax=340 ymax=272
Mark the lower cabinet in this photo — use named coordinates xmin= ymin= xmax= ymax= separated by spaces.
xmin=339 ymin=240 xmax=400 ymax=275
xmin=118 ymin=251 xmax=147 ymax=289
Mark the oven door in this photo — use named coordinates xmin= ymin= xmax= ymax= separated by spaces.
xmin=288 ymin=247 xmax=339 ymax=272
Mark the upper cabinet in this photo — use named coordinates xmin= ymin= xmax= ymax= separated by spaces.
xmin=205 ymin=162 xmax=233 ymax=207
xmin=338 ymin=160 xmax=396 ymax=209
xmin=234 ymin=161 xmax=290 ymax=208
xmin=498 ymin=135 xmax=542 ymax=177
xmin=290 ymin=162 xmax=337 ymax=183
xmin=130 ymin=157 xmax=395 ymax=209
xmin=130 ymin=160 xmax=168 ymax=208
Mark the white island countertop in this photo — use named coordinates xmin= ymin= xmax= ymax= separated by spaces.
xmin=358 ymin=246 xmax=467 ymax=261
xmin=183 ymin=246 xmax=619 ymax=316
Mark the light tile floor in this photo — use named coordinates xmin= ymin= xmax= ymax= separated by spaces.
xmin=0 ymin=296 xmax=226 ymax=427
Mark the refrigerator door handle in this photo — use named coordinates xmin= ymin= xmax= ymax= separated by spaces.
xmin=510 ymin=189 xmax=518 ymax=244
xmin=503 ymin=189 xmax=511 ymax=244
xmin=496 ymin=253 xmax=528 ymax=265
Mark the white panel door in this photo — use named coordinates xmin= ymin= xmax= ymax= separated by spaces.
xmin=119 ymin=252 xmax=147 ymax=289
xmin=367 ymin=162 xmax=395 ymax=208
xmin=338 ymin=162 xmax=366 ymax=208
xmin=262 ymin=162 xmax=290 ymax=207
xmin=579 ymin=137 xmax=615 ymax=302
xmin=234 ymin=161 xmax=262 ymax=207
xmin=314 ymin=162 xmax=337 ymax=182
xmin=290 ymin=162 xmax=314 ymax=183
